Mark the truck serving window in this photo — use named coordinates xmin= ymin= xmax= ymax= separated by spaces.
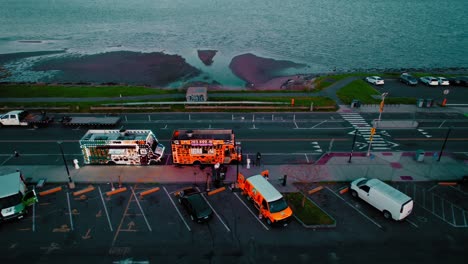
xmin=269 ymin=198 xmax=289 ymax=213
xmin=0 ymin=192 xmax=22 ymax=209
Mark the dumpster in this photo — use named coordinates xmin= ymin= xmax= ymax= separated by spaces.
xmin=417 ymin=98 xmax=424 ymax=108
xmin=425 ymin=98 xmax=433 ymax=108
xmin=415 ymin=150 xmax=425 ymax=162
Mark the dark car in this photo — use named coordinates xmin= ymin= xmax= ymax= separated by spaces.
xmin=176 ymin=187 xmax=213 ymax=223
xmin=448 ymin=76 xmax=468 ymax=87
xmin=399 ymin=73 xmax=418 ymax=86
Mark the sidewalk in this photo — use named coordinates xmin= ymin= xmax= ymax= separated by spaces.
xmin=1 ymin=151 xmax=466 ymax=192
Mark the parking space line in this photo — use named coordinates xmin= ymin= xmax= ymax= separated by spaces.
xmin=97 ymin=187 xmax=113 ymax=232
xmin=130 ymin=187 xmax=152 ymax=232
xmin=32 ymin=196 xmax=36 ymax=232
xmin=66 ymin=192 xmax=74 ymax=231
xmin=449 ymin=185 xmax=468 ymax=195
xmin=441 ymin=195 xmax=445 ymax=220
xmin=112 ymin=184 xmax=137 ymax=246
xmin=325 ymin=187 xmax=382 ymax=229
xmin=198 ymin=191 xmax=231 ymax=232
xmin=233 ymin=192 xmax=269 ymax=231
xmin=464 ymin=210 xmax=467 ymax=226
xmin=163 ymin=187 xmax=191 ymax=232
xmin=428 ymin=185 xmax=438 ymax=192
xmin=405 ymin=219 xmax=419 ymax=228
xmin=451 ymin=204 xmax=455 ymax=225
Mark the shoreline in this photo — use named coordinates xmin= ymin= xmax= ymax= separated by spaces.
xmin=0 ymin=50 xmax=467 ymax=90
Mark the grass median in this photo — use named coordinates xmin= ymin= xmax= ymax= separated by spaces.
xmin=284 ymin=192 xmax=335 ymax=226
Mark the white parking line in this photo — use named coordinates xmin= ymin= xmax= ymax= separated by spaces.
xmin=325 ymin=187 xmax=383 ymax=229
xmin=130 ymin=187 xmax=152 ymax=232
xmin=233 ymin=192 xmax=269 ymax=231
xmin=163 ymin=187 xmax=191 ymax=232
xmin=98 ymin=187 xmax=114 ymax=232
xmin=66 ymin=192 xmax=74 ymax=231
xmin=449 ymin=185 xmax=468 ymax=195
xmin=304 ymin=154 xmax=309 ymax=163
xmin=32 ymin=191 xmax=36 ymax=232
xmin=196 ymin=188 xmax=231 ymax=232
xmin=405 ymin=219 xmax=419 ymax=228
xmin=427 ymin=185 xmax=438 ymax=192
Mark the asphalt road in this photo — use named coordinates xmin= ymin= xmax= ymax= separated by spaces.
xmin=0 ymin=112 xmax=467 ymax=166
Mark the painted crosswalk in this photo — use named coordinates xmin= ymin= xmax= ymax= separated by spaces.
xmin=340 ymin=113 xmax=391 ymax=150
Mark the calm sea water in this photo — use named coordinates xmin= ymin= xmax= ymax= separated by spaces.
xmin=0 ymin=0 xmax=466 ymax=85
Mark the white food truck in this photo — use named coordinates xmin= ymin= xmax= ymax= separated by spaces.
xmin=0 ymin=172 xmax=38 ymax=223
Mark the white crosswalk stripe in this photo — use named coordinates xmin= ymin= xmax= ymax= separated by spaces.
xmin=340 ymin=113 xmax=393 ymax=150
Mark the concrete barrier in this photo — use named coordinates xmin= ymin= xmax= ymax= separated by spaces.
xmin=207 ymin=187 xmax=226 ymax=196
xmin=438 ymin=182 xmax=457 ymax=186
xmin=39 ymin=186 xmax=62 ymax=196
xmin=339 ymin=187 xmax=349 ymax=194
xmin=308 ymin=186 xmax=324 ymax=195
xmin=106 ymin=187 xmax=127 ymax=197
xmin=139 ymin=187 xmax=160 ymax=199
xmin=73 ymin=185 xmax=95 ymax=196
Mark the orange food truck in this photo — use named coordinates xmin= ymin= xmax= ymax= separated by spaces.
xmin=238 ymin=173 xmax=293 ymax=226
xmin=171 ymin=129 xmax=241 ymax=165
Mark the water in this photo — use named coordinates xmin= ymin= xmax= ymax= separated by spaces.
xmin=0 ymin=0 xmax=467 ymax=86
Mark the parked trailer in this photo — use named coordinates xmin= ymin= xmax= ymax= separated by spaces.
xmin=61 ymin=116 xmax=121 ymax=127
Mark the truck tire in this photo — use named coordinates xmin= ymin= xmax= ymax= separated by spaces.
xmin=383 ymin=210 xmax=392 ymax=220
xmin=351 ymin=190 xmax=358 ymax=198
xmin=107 ymin=161 xmax=116 ymax=165
xmin=193 ymin=161 xmax=201 ymax=166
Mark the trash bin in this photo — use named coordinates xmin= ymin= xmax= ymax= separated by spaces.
xmin=425 ymin=98 xmax=433 ymax=108
xmin=351 ymin=99 xmax=361 ymax=108
xmin=415 ymin=150 xmax=425 ymax=162
xmin=417 ymin=98 xmax=424 ymax=108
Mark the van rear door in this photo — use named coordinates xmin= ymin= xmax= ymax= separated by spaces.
xmin=399 ymin=199 xmax=413 ymax=220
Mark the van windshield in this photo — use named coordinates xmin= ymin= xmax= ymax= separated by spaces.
xmin=356 ymin=179 xmax=368 ymax=187
xmin=0 ymin=192 xmax=22 ymax=209
xmin=269 ymin=198 xmax=289 ymax=213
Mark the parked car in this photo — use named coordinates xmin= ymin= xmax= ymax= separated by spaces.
xmin=448 ymin=76 xmax=468 ymax=87
xmin=419 ymin=76 xmax=439 ymax=86
xmin=399 ymin=73 xmax=418 ymax=86
xmin=176 ymin=187 xmax=213 ymax=223
xmin=365 ymin=76 xmax=384 ymax=85
xmin=436 ymin=77 xmax=449 ymax=86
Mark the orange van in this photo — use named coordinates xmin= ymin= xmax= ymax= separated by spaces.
xmin=238 ymin=173 xmax=292 ymax=226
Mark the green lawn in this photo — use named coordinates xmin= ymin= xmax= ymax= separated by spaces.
xmin=0 ymin=84 xmax=177 ymax=98
xmin=283 ymin=192 xmax=334 ymax=225
xmin=336 ymin=79 xmax=380 ymax=104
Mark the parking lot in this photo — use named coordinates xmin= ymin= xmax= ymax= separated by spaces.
xmin=0 ymin=179 xmax=467 ymax=262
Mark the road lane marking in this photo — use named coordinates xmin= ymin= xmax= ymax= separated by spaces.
xmin=32 ymin=190 xmax=36 ymax=232
xmin=66 ymin=192 xmax=74 ymax=231
xmin=233 ymin=192 xmax=269 ymax=231
xmin=312 ymin=120 xmax=327 ymax=128
xmin=325 ymin=187 xmax=383 ymax=229
xmin=196 ymin=188 xmax=231 ymax=232
xmin=98 ymin=187 xmax=113 ymax=232
xmin=163 ymin=187 xmax=191 ymax=232
xmin=304 ymin=154 xmax=309 ymax=163
xmin=130 ymin=187 xmax=152 ymax=232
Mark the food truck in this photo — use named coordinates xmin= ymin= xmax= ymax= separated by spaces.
xmin=80 ymin=129 xmax=165 ymax=165
xmin=171 ymin=129 xmax=241 ymax=165
xmin=0 ymin=172 xmax=38 ymax=223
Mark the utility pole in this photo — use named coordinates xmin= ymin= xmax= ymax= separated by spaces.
xmin=437 ymin=127 xmax=452 ymax=162
xmin=348 ymin=129 xmax=358 ymax=163
xmin=58 ymin=141 xmax=75 ymax=189
xmin=367 ymin=92 xmax=388 ymax=157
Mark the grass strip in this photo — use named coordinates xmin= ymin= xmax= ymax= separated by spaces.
xmin=284 ymin=192 xmax=334 ymax=225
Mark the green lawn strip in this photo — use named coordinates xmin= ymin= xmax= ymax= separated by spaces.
xmin=210 ymin=96 xmax=335 ymax=107
xmin=283 ymin=192 xmax=335 ymax=226
xmin=336 ymin=79 xmax=380 ymax=104
xmin=0 ymin=84 xmax=177 ymax=98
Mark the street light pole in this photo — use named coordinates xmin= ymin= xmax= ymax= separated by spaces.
xmin=58 ymin=141 xmax=75 ymax=189
xmin=348 ymin=129 xmax=358 ymax=163
xmin=437 ymin=127 xmax=452 ymax=162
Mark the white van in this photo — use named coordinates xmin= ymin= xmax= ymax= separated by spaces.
xmin=350 ymin=178 xmax=413 ymax=221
